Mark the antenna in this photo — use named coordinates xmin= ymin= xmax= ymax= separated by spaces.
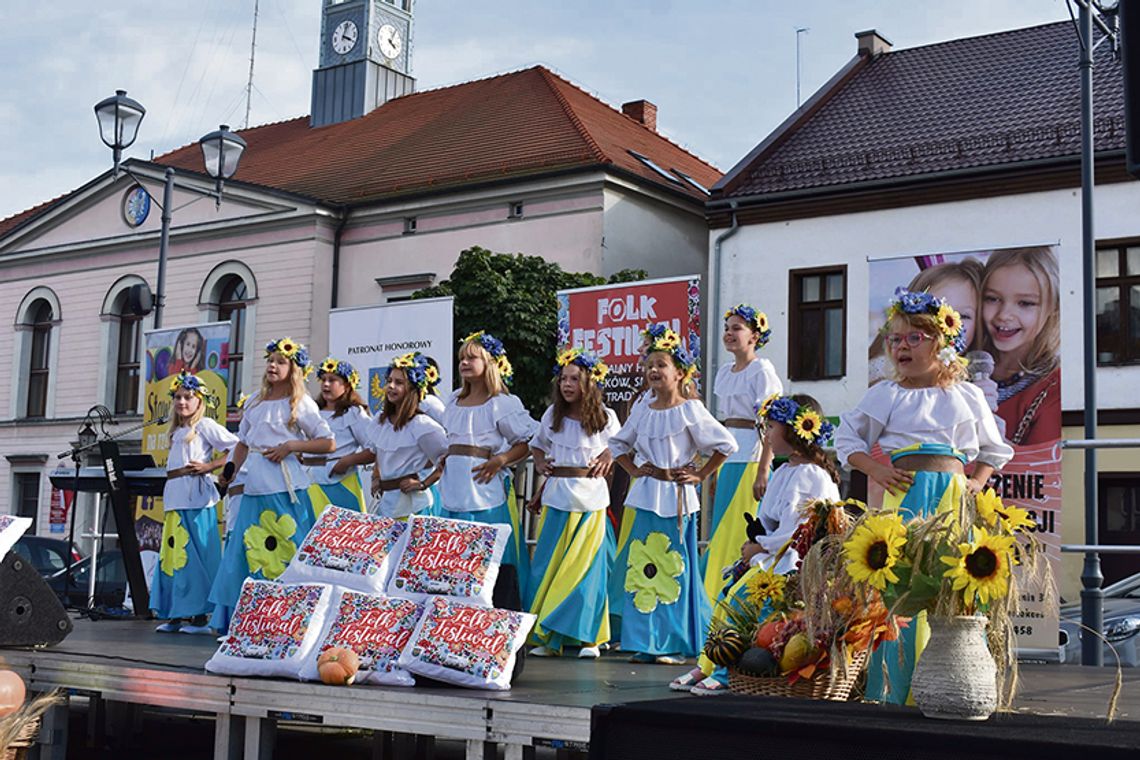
xmin=796 ymin=27 xmax=810 ymax=107
xmin=244 ymin=0 xmax=260 ymax=129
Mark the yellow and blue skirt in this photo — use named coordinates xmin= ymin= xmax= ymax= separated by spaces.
xmin=525 ymin=507 xmax=610 ymax=651
xmin=437 ymin=478 xmax=530 ymax=599
xmin=699 ymin=460 xmax=760 ymax=604
xmin=866 ymin=443 xmax=968 ymax=705
xmin=150 ymin=506 xmax=223 ymax=620
xmin=308 ymin=470 xmax=367 ymax=519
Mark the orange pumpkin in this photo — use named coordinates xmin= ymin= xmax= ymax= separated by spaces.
xmin=0 ymin=669 xmax=26 ymax=717
xmin=317 ymin=647 xmax=360 ymax=686
xmin=753 ymin=619 xmax=783 ymax=650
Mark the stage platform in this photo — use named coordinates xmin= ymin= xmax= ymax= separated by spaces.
xmin=2 ymin=616 xmax=1137 ymax=760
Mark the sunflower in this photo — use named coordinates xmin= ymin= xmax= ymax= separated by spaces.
xmin=745 ymin=567 xmax=786 ymax=606
xmin=277 ymin=338 xmax=297 ymax=357
xmin=424 ymin=365 xmax=440 ymax=385
xmin=997 ymin=503 xmax=1036 ymax=533
xmin=624 ymin=532 xmax=684 ymax=613
xmin=941 ymin=526 xmax=1016 ymax=607
xmin=793 ymin=409 xmax=824 ymax=442
xmin=159 ymin=511 xmax=190 ymax=576
xmin=319 ymin=358 xmax=339 ymax=376
xmin=936 ymin=303 xmax=962 ymax=338
xmin=556 ymin=348 xmax=579 ymax=367
xmin=757 ymin=393 xmax=779 ymax=420
xmin=496 ymin=355 xmax=513 ymax=378
xmin=244 ymin=510 xmax=298 ymax=581
xmin=756 ymin=311 xmax=769 ymax=332
xmin=590 ymin=361 xmax=608 ymax=383
xmin=393 ymin=354 xmax=415 ymax=368
xmin=974 ymin=487 xmax=1002 ymax=527
xmin=843 ymin=513 xmax=907 ymax=590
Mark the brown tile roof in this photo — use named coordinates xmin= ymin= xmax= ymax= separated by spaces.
xmin=155 ymin=66 xmax=720 ymax=205
xmin=716 ymin=21 xmax=1125 ymax=199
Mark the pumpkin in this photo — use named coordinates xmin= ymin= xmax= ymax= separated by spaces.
xmin=777 ymin=632 xmax=818 ymax=674
xmin=0 ymin=669 xmax=26 ymax=717
xmin=703 ymin=627 xmax=749 ymax=667
xmin=317 ymin=647 xmax=360 ymax=686
xmin=736 ymin=647 xmax=779 ymax=677
xmin=753 ymin=619 xmax=783 ymax=650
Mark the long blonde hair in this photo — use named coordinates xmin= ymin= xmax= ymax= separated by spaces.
xmin=259 ymin=356 xmax=308 ymax=429
xmin=457 ymin=340 xmax=508 ymax=400
xmin=886 ymin=313 xmax=968 ymax=388
xmin=980 ymin=247 xmax=1060 ymax=377
xmin=168 ymin=391 xmax=206 ymax=443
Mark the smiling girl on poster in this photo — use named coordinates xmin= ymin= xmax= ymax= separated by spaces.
xmin=307 ymin=357 xmax=374 ymax=515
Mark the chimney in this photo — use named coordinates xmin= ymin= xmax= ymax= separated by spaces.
xmin=855 ymin=29 xmax=893 ymax=58
xmin=622 ymin=99 xmax=657 ymax=131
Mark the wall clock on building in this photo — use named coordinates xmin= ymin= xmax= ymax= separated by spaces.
xmin=122 ymin=185 xmax=151 ymax=228
xmin=332 ymin=19 xmax=358 ymax=54
xmin=377 ymin=23 xmax=402 ymax=60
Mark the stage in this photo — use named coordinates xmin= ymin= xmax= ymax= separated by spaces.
xmin=1 ymin=616 xmax=1137 ymax=759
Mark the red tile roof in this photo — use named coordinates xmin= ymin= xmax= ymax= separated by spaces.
xmin=716 ymin=22 xmax=1125 ymax=199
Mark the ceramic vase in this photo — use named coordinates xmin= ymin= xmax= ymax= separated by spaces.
xmin=911 ymin=615 xmax=997 ymax=721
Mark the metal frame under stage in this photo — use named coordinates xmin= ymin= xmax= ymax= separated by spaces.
xmin=0 ymin=617 xmax=688 ymax=760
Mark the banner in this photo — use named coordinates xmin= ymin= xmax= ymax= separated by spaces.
xmin=49 ymin=486 xmax=72 ymax=535
xmin=141 ymin=321 xmax=232 ymax=552
xmin=865 ymin=246 xmax=1061 ymax=653
xmin=328 ymin=297 xmax=455 ymax=415
xmin=557 ymin=275 xmax=701 ymax=419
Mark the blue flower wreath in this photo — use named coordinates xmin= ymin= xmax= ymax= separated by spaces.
xmin=724 ymin=303 xmax=772 ymax=348
xmin=265 ymin=337 xmax=313 ymax=378
xmin=756 ymin=394 xmax=833 ymax=447
xmin=168 ymin=370 xmax=220 ymax=409
xmin=317 ymin=357 xmax=361 ymax=390
xmin=553 ymin=347 xmax=609 ymax=384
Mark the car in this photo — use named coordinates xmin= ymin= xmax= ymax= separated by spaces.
xmin=1060 ymin=571 xmax=1140 ymax=667
xmin=10 ymin=535 xmax=85 ymax=594
xmin=11 ymin=536 xmax=126 ymax=610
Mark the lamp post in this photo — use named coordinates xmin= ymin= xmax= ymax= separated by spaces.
xmin=94 ymin=93 xmax=247 ymax=328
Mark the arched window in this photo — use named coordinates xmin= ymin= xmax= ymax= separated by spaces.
xmin=26 ymin=300 xmax=53 ymax=418
xmin=100 ymin=276 xmax=149 ymax=416
xmin=199 ymin=261 xmax=257 ymax=412
xmin=14 ymin=287 xmax=61 ymax=420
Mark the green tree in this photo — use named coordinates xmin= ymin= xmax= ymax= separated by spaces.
xmin=414 ymin=246 xmax=646 ymax=414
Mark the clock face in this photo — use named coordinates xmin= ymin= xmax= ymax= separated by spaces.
xmin=377 ymin=23 xmax=402 ymax=60
xmin=122 ymin=186 xmax=151 ymax=228
xmin=332 ymin=20 xmax=358 ymax=55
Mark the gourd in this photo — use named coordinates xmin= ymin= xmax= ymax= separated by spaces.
xmin=317 ymin=647 xmax=360 ymax=686
xmin=0 ymin=669 xmax=26 ymax=716
xmin=703 ymin=628 xmax=748 ymax=667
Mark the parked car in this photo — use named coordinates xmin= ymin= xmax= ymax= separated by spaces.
xmin=1060 ymin=571 xmax=1140 ymax=667
xmin=10 ymin=535 xmax=84 ymax=591
xmin=11 ymin=536 xmax=126 ymax=610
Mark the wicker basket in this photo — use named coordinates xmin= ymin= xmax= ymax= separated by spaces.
xmin=1 ymin=717 xmax=40 ymax=760
xmin=728 ymin=649 xmax=868 ymax=701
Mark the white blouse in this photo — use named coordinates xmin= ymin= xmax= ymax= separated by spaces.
xmin=834 ymin=381 xmax=1014 ymax=470
xmin=608 ymin=399 xmax=738 ymax=517
xmin=367 ymin=414 xmax=449 ymax=518
xmin=238 ymin=394 xmax=334 ymax=496
xmin=440 ymin=391 xmax=538 ymax=513
xmin=420 ymin=393 xmax=446 ymax=425
xmin=749 ymin=462 xmax=839 ymax=575
xmin=309 ymin=406 xmax=372 ymax=485
xmin=713 ymin=358 xmax=782 ymax=463
xmin=163 ymin=418 xmax=239 ymax=511
xmin=531 ymin=405 xmax=621 ymax=512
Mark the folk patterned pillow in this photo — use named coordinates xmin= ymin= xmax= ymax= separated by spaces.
xmin=385 ymin=516 xmax=507 ymax=606
xmin=0 ymin=514 xmax=32 ymax=563
xmin=278 ymin=506 xmax=407 ymax=594
xmin=205 ymin=579 xmax=332 ymax=678
xmin=299 ymin=588 xmax=421 ymax=687
xmin=397 ymin=597 xmax=535 ymax=690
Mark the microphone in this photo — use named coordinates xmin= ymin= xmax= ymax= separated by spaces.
xmin=217 ymin=461 xmax=237 ymax=498
xmin=965 ymin=350 xmax=994 ymax=382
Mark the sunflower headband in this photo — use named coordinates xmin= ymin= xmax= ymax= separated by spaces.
xmin=265 ymin=337 xmax=313 ymax=378
xmin=317 ymin=357 xmax=360 ymax=390
xmin=168 ymin=370 xmax=220 ymax=410
xmin=460 ymin=330 xmax=513 ymax=382
xmin=388 ymin=351 xmax=438 ymax=400
xmin=643 ymin=326 xmax=697 ymax=374
xmin=757 ymin=394 xmax=833 ymax=446
xmin=553 ymin=347 xmax=609 ymax=384
xmin=885 ymin=287 xmax=967 ymax=364
xmin=724 ymin=303 xmax=771 ymax=348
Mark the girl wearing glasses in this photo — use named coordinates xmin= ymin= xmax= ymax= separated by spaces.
xmin=834 ymin=287 xmax=1013 ymax=705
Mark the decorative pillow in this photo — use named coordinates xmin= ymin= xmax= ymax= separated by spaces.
xmin=0 ymin=515 xmax=32 ymax=563
xmin=278 ymin=506 xmax=407 ymax=594
xmin=299 ymin=589 xmax=421 ymax=687
xmin=205 ymin=580 xmax=331 ymax=678
xmin=386 ymin=516 xmax=508 ymax=606
xmin=397 ymin=597 xmax=534 ymax=691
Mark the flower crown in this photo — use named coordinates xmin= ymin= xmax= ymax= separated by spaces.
xmin=265 ymin=337 xmax=313 ymax=378
xmin=168 ymin=370 xmax=220 ymax=410
xmin=317 ymin=357 xmax=360 ymax=390
xmin=460 ymin=330 xmax=513 ymax=382
xmin=387 ymin=351 xmax=437 ymax=400
xmin=724 ymin=303 xmax=772 ymax=348
xmin=757 ymin=394 xmax=833 ymax=446
xmin=885 ymin=287 xmax=967 ymax=364
xmin=553 ymin=347 xmax=609 ymax=384
xmin=643 ymin=325 xmax=696 ymax=374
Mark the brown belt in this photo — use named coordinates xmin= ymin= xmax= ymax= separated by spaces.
xmin=641 ymin=464 xmax=685 ymax=482
xmin=227 ymin=484 xmax=244 ymax=496
xmin=376 ymin=473 xmax=418 ymax=492
xmin=447 ymin=444 xmax=493 ymax=460
xmin=721 ymin=418 xmax=756 ymax=430
xmin=640 ymin=464 xmax=692 ymax=533
xmin=549 ymin=466 xmax=593 ymax=478
xmin=299 ymin=456 xmax=329 ymax=466
xmin=893 ymin=454 xmax=965 ymax=474
xmin=166 ymin=466 xmax=196 ymax=480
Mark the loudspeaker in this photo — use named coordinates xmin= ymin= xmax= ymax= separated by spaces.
xmin=1122 ymin=0 xmax=1140 ymax=178
xmin=126 ymin=282 xmax=154 ymax=317
xmin=0 ymin=552 xmax=73 ymax=647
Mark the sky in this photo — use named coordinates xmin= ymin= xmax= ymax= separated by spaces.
xmin=0 ymin=0 xmax=1072 ymax=221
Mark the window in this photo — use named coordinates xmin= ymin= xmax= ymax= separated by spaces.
xmin=216 ymin=276 xmax=249 ymax=410
xmin=508 ymin=201 xmax=524 ymax=219
xmin=1099 ymin=474 xmax=1140 ymax=585
xmin=628 ymin=150 xmax=681 ymax=184
xmin=13 ymin=473 xmax=40 ymax=532
xmin=1095 ymin=245 xmax=1140 ymax=365
xmin=672 ymin=170 xmax=709 ymax=194
xmin=404 ymin=216 xmax=417 ymax=234
xmin=789 ymin=267 xmax=846 ymax=380
xmin=26 ymin=300 xmax=53 ymax=418
xmin=113 ymin=313 xmax=142 ymax=414
xmin=199 ymin=261 xmax=257 ymax=417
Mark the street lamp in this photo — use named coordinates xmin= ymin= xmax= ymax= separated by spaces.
xmin=95 ymin=92 xmax=248 ymax=328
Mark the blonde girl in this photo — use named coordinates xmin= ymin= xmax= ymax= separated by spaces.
xmin=151 ymin=371 xmax=237 ymax=634
xmin=209 ymin=337 xmax=335 ymax=632
xmin=307 ymin=357 xmax=374 ymax=515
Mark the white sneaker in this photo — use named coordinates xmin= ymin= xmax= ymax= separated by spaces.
xmin=155 ymin=621 xmax=181 ymax=633
xmin=179 ymin=624 xmax=215 ymax=636
xmin=578 ymin=646 xmax=600 ymax=659
xmin=529 ymin=646 xmax=555 ymax=657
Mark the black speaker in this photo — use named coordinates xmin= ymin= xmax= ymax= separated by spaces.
xmin=126 ymin=282 xmax=154 ymax=317
xmin=0 ymin=552 xmax=73 ymax=647
xmin=1122 ymin=0 xmax=1140 ymax=178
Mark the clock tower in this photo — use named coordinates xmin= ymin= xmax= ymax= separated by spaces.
xmin=311 ymin=0 xmax=415 ymax=128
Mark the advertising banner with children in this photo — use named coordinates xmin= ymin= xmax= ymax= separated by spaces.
xmin=557 ymin=275 xmax=702 ymax=420
xmin=327 ymin=297 xmax=455 ymax=415
xmin=141 ymin=322 xmax=232 ymax=552
xmin=865 ymin=246 xmax=1061 ymax=652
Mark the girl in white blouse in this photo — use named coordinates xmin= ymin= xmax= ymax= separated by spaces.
xmin=439 ymin=331 xmax=538 ymax=602
xmin=526 ymin=348 xmax=621 ymax=659
xmin=307 ymin=357 xmax=374 ymax=516
xmin=367 ymin=352 xmax=448 ymax=519
xmin=151 ymin=371 xmax=238 ymax=635
xmin=834 ymin=288 xmax=1014 ymax=705
xmin=608 ymin=328 xmax=737 ymax=664
xmin=210 ymin=338 xmax=335 ymax=632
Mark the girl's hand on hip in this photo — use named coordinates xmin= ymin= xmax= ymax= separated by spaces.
xmin=472 ymin=455 xmax=505 ymax=485
xmin=869 ymin=461 xmax=914 ymax=496
xmin=263 ymin=441 xmax=294 ymax=463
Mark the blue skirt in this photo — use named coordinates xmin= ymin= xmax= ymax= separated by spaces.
xmin=612 ymin=509 xmax=710 ymax=657
xmin=208 ymin=488 xmax=316 ymax=633
xmin=149 ymin=507 xmax=221 ymax=620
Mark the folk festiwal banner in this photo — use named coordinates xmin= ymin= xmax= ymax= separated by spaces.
xmin=557 ymin=275 xmax=702 ymax=420
xmin=866 ymin=245 xmax=1061 ymax=653
xmin=140 ymin=322 xmax=232 ymax=552
xmin=327 ymin=297 xmax=455 ymax=415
